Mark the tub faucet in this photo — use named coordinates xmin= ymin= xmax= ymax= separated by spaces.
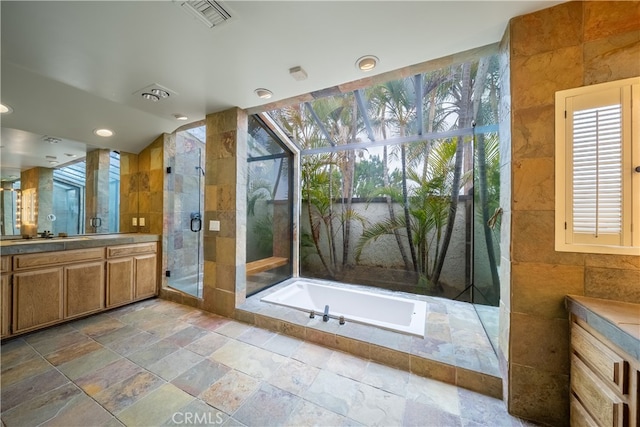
xmin=323 ymin=305 xmax=330 ymax=322
xmin=40 ymin=230 xmax=53 ymax=238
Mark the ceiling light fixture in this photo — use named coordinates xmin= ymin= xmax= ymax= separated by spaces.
xmin=356 ymin=55 xmax=379 ymax=72
xmin=289 ymin=66 xmax=308 ymax=81
xmin=0 ymin=103 xmax=13 ymax=114
xmin=174 ymin=114 xmax=188 ymax=121
xmin=94 ymin=129 xmax=114 ymax=137
xmin=150 ymin=88 xmax=170 ymax=99
xmin=65 ymin=153 xmax=77 ymax=158
xmin=43 ymin=136 xmax=61 ymax=144
xmin=48 ymin=161 xmax=59 ymax=165
xmin=254 ymin=88 xmax=273 ymax=99
xmin=141 ymin=93 xmax=160 ymax=102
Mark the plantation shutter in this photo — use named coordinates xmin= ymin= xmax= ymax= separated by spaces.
xmin=564 ymin=85 xmax=632 ymax=247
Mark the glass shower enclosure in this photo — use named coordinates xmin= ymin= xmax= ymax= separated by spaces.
xmin=166 ymin=125 xmax=206 ymax=298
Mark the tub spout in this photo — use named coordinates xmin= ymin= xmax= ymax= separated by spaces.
xmin=323 ymin=305 xmax=330 ymax=322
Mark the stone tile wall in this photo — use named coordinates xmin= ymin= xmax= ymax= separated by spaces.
xmin=505 ymin=2 xmax=640 ymax=425
xmin=202 ymin=108 xmax=248 ymax=317
xmin=119 ymin=152 xmax=139 ymax=233
xmin=137 ymin=135 xmax=165 ymax=235
xmin=19 ymin=167 xmax=53 ymax=236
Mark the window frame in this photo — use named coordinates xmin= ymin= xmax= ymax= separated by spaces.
xmin=555 ymin=77 xmax=640 ymax=256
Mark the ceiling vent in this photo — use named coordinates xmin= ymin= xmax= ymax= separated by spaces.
xmin=179 ymin=1 xmax=232 ymax=28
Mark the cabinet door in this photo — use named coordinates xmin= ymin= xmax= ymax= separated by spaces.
xmin=134 ymin=254 xmax=157 ymax=299
xmin=65 ymin=261 xmax=105 ymax=319
xmin=106 ymin=258 xmax=134 ymax=307
xmin=13 ymin=268 xmax=64 ymax=333
xmin=1 ymin=274 xmax=11 ymax=337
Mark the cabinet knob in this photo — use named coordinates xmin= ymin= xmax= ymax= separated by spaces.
xmin=635 ymin=166 xmax=640 ymax=173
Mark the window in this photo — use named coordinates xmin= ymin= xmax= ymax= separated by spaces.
xmin=555 ymin=77 xmax=639 ymax=255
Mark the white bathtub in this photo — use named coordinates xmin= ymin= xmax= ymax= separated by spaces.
xmin=261 ymin=280 xmax=426 ymax=337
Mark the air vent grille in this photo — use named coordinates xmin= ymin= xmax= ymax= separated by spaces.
xmin=181 ymin=1 xmax=231 ymax=28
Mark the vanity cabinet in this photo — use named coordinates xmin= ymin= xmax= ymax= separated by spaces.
xmin=1 ymin=256 xmax=12 ymax=338
xmin=12 ymin=248 xmax=105 ymax=333
xmin=106 ymin=242 xmax=157 ymax=308
xmin=569 ymin=312 xmax=639 ymax=427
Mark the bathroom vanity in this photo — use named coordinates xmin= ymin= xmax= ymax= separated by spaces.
xmin=566 ymin=295 xmax=640 ymax=427
xmin=0 ymin=234 xmax=160 ymax=338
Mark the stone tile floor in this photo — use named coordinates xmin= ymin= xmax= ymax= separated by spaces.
xmin=1 ymin=298 xmax=536 ymax=427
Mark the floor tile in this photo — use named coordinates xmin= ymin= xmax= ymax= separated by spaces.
xmin=291 ymin=341 xmax=334 ymax=369
xmin=234 ymin=382 xmax=300 ymax=427
xmin=75 ymin=317 xmax=128 ymax=338
xmin=74 ymin=357 xmax=144 ymax=396
xmin=147 ymin=348 xmax=204 ymax=381
xmin=326 ymin=350 xmax=368 ymax=381
xmin=184 ymin=332 xmax=230 ymax=357
xmin=103 ymin=330 xmax=159 ymax=356
xmin=25 ymin=330 xmax=92 ymax=355
xmin=44 ymin=339 xmax=104 ymax=366
xmin=406 ymin=374 xmax=461 ymax=416
xmin=56 ymin=347 xmax=122 ymax=381
xmin=117 ymin=383 xmax=195 ymax=427
xmin=0 ymin=338 xmax=39 ymax=370
xmin=284 ymin=399 xmax=347 ymax=427
xmin=360 ymin=361 xmax=410 ymax=397
xmin=347 ymin=382 xmax=405 ymax=426
xmin=164 ymin=325 xmax=210 ymax=347
xmin=237 ymin=326 xmax=276 ymax=346
xmin=1 ymin=368 xmax=70 ymax=412
xmin=210 ymin=340 xmax=286 ymax=380
xmin=260 ymin=333 xmax=302 ymax=357
xmin=199 ymin=370 xmax=260 ymax=414
xmin=458 ymin=388 xmax=523 ymax=426
xmin=161 ymin=399 xmax=229 ymax=426
xmin=93 ymin=371 xmax=164 ymax=414
xmin=39 ymin=392 xmax=116 ymax=427
xmin=267 ymin=358 xmax=319 ymax=396
xmin=127 ymin=338 xmax=180 ymax=368
xmin=1 ymin=383 xmax=82 ymax=426
xmin=93 ymin=324 xmax=140 ymax=346
xmin=215 ymin=320 xmax=252 ymax=338
xmin=303 ymin=370 xmax=361 ymax=417
xmin=171 ymin=359 xmax=230 ymax=397
xmin=1 ymin=355 xmax=52 ymax=388
xmin=403 ymin=398 xmax=462 ymax=427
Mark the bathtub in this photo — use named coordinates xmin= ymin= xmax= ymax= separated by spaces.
xmin=260 ymin=280 xmax=426 ymax=337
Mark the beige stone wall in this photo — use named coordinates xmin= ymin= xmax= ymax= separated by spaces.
xmin=85 ymin=149 xmax=110 ymax=234
xmin=19 ymin=167 xmax=53 ymax=236
xmin=506 ymin=2 xmax=640 ymax=425
xmin=202 ymin=108 xmax=248 ymax=317
xmin=137 ymin=135 xmax=165 ymax=235
xmin=119 ymin=152 xmax=139 ymax=233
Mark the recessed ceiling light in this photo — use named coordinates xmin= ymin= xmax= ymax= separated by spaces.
xmin=174 ymin=114 xmax=188 ymax=121
xmin=48 ymin=161 xmax=59 ymax=165
xmin=94 ymin=128 xmax=114 ymax=137
xmin=43 ymin=136 xmax=61 ymax=144
xmin=141 ymin=93 xmax=160 ymax=102
xmin=65 ymin=153 xmax=77 ymax=158
xmin=0 ymin=103 xmax=13 ymax=114
xmin=45 ymin=155 xmax=57 ymax=160
xmin=150 ymin=88 xmax=170 ymax=98
xmin=356 ymin=55 xmax=379 ymax=72
xmin=254 ymin=88 xmax=273 ymax=99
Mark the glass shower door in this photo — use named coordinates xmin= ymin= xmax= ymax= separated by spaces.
xmin=167 ymin=125 xmax=206 ymax=298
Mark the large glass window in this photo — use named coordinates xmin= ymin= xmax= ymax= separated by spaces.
xmin=246 ymin=115 xmax=293 ymax=295
xmin=267 ymin=55 xmax=502 ymax=306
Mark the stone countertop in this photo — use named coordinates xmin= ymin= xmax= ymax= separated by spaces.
xmin=0 ymin=233 xmax=160 ymax=256
xmin=566 ymin=295 xmax=640 ymax=361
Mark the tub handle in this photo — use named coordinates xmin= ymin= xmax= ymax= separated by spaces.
xmin=339 ymin=316 xmax=345 ymax=325
xmin=323 ymin=305 xmax=330 ymax=322
xmin=309 ymin=310 xmax=315 ymax=319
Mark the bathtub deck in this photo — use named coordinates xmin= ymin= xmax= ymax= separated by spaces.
xmin=235 ymin=278 xmax=502 ymax=399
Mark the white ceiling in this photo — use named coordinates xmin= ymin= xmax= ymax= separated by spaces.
xmin=0 ymin=0 xmax=562 ymax=180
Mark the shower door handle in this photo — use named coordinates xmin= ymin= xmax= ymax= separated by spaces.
xmin=190 ymin=213 xmax=202 ymax=232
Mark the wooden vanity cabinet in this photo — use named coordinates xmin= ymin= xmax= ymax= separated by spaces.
xmin=570 ymin=315 xmax=639 ymax=427
xmin=1 ymin=256 xmax=12 ymax=338
xmin=106 ymin=242 xmax=157 ymax=308
xmin=12 ymin=248 xmax=105 ymax=334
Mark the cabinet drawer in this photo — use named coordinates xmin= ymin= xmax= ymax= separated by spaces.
xmin=13 ymin=248 xmax=104 ymax=270
xmin=1 ymin=256 xmax=10 ymax=273
xmin=571 ymin=395 xmax=599 ymax=427
xmin=571 ymin=354 xmax=628 ymax=427
xmin=107 ymin=242 xmax=157 ymax=258
xmin=572 ymin=321 xmax=629 ymax=394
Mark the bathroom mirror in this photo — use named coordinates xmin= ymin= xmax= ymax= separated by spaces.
xmin=0 ymin=149 xmax=137 ymax=238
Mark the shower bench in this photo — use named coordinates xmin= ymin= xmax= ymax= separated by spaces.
xmin=246 ymin=256 xmax=288 ymax=275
